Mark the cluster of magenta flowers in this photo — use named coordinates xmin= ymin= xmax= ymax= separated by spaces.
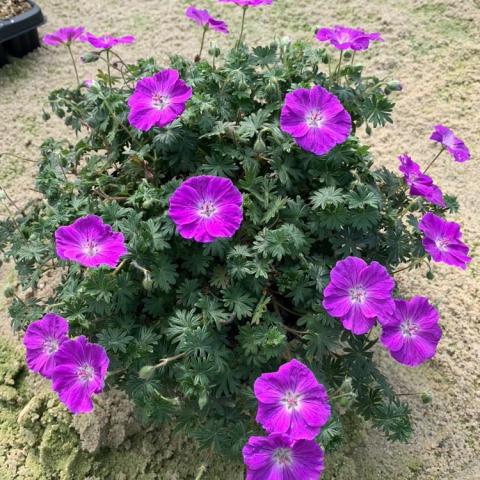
xmin=23 ymin=313 xmax=109 ymax=414
xmin=243 ymin=359 xmax=330 ymax=479
xmin=21 ymin=215 xmax=128 ymax=412
xmin=322 ymin=256 xmax=443 ymax=367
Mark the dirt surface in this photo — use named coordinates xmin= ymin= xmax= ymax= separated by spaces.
xmin=0 ymin=0 xmax=479 ymax=479
xmin=0 ymin=0 xmax=31 ymax=20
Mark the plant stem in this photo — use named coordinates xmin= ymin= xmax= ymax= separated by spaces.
xmin=335 ymin=50 xmax=344 ymax=82
xmin=198 ymin=26 xmax=208 ymax=60
xmin=66 ymin=43 xmax=80 ymax=86
xmin=237 ymin=6 xmax=248 ymax=47
xmin=350 ymin=51 xmax=356 ymax=65
xmin=106 ymin=49 xmax=112 ymax=88
xmin=423 ymin=147 xmax=444 ymax=174
xmin=392 ymin=263 xmax=412 ymax=275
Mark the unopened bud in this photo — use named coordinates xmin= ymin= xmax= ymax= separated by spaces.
xmin=81 ymin=52 xmax=100 ymax=64
xmin=138 ymin=365 xmax=156 ymax=380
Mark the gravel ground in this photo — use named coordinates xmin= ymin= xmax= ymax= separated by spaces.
xmin=0 ymin=0 xmax=31 ymax=20
xmin=0 ymin=0 xmax=479 ymax=478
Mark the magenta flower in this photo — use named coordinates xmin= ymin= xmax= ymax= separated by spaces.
xmin=54 ymin=215 xmax=127 ymax=269
xmin=82 ymin=79 xmax=93 ymax=88
xmin=280 ymin=86 xmax=351 ymax=156
xmin=127 ymin=69 xmax=192 ymax=131
xmin=168 ymin=175 xmax=243 ymax=243
xmin=398 ymin=154 xmax=445 ymax=207
xmin=322 ymin=256 xmax=395 ymax=335
xmin=185 ymin=6 xmax=229 ymax=34
xmin=379 ymin=297 xmax=442 ymax=367
xmin=51 ymin=336 xmax=109 ymax=414
xmin=254 ymin=359 xmax=330 ymax=440
xmin=430 ymin=125 xmax=470 ymax=163
xmin=82 ymin=32 xmax=135 ymax=50
xmin=42 ymin=26 xmax=85 ymax=46
xmin=242 ymin=434 xmax=324 ymax=480
xmin=418 ymin=212 xmax=471 ymax=270
xmin=22 ymin=313 xmax=69 ymax=379
xmin=315 ymin=25 xmax=383 ymax=51
xmin=218 ymin=0 xmax=272 ymax=6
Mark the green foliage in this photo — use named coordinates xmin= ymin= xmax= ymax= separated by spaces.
xmin=0 ymin=38 xmax=449 ymax=457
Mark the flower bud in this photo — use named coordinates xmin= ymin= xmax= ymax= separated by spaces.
xmin=138 ymin=365 xmax=156 ymax=380
xmin=3 ymin=287 xmax=15 ymax=298
xmin=387 ymin=80 xmax=403 ymax=92
xmin=254 ymin=135 xmax=266 ymax=154
xmin=421 ymin=391 xmax=432 ymax=404
xmin=208 ymin=47 xmax=221 ymax=58
xmin=81 ymin=52 xmax=100 ymax=64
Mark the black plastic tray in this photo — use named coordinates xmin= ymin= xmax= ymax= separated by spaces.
xmin=0 ymin=1 xmax=44 ymax=67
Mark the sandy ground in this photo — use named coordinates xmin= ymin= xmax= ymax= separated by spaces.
xmin=0 ymin=0 xmax=479 ymax=478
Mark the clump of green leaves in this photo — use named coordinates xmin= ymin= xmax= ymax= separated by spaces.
xmin=0 ymin=39 xmax=450 ymax=456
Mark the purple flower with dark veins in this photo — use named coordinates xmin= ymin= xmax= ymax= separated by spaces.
xmin=242 ymin=434 xmax=325 ymax=480
xmin=315 ymin=25 xmax=383 ymax=51
xmin=22 ymin=313 xmax=69 ymax=378
xmin=168 ymin=175 xmax=243 ymax=243
xmin=254 ymin=359 xmax=330 ymax=440
xmin=185 ymin=6 xmax=229 ymax=34
xmin=51 ymin=336 xmax=109 ymax=414
xmin=54 ymin=215 xmax=127 ymax=269
xmin=418 ymin=212 xmax=471 ymax=269
xmin=398 ymin=154 xmax=445 ymax=207
xmin=280 ymin=85 xmax=351 ymax=156
xmin=82 ymin=32 xmax=135 ymax=50
xmin=379 ymin=297 xmax=442 ymax=367
xmin=42 ymin=26 xmax=85 ymax=46
xmin=127 ymin=69 xmax=192 ymax=131
xmin=322 ymin=256 xmax=395 ymax=335
xmin=218 ymin=0 xmax=272 ymax=6
xmin=430 ymin=124 xmax=470 ymax=163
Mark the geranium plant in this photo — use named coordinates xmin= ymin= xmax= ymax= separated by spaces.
xmin=0 ymin=0 xmax=472 ymax=474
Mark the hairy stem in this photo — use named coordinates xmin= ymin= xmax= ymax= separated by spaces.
xmin=198 ymin=26 xmax=208 ymax=60
xmin=423 ymin=147 xmax=444 ymax=174
xmin=237 ymin=7 xmax=248 ymax=47
xmin=66 ymin=44 xmax=80 ymax=86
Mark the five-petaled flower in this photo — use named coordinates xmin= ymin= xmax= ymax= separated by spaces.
xmin=168 ymin=175 xmax=243 ymax=243
xmin=82 ymin=32 xmax=135 ymax=50
xmin=279 ymin=85 xmax=351 ymax=156
xmin=379 ymin=297 xmax=442 ymax=367
xmin=398 ymin=154 xmax=445 ymax=207
xmin=254 ymin=359 xmax=330 ymax=440
xmin=127 ymin=69 xmax=192 ymax=131
xmin=185 ymin=6 xmax=229 ymax=34
xmin=42 ymin=26 xmax=85 ymax=46
xmin=322 ymin=256 xmax=395 ymax=335
xmin=430 ymin=124 xmax=470 ymax=163
xmin=54 ymin=215 xmax=127 ymax=269
xmin=51 ymin=336 xmax=109 ymax=414
xmin=315 ymin=25 xmax=383 ymax=51
xmin=22 ymin=313 xmax=69 ymax=378
xmin=242 ymin=434 xmax=324 ymax=480
xmin=418 ymin=212 xmax=471 ymax=270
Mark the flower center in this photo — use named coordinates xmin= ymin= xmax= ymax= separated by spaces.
xmin=272 ymin=447 xmax=293 ymax=467
xmin=76 ymin=363 xmax=95 ymax=383
xmin=152 ymin=93 xmax=170 ymax=110
xmin=42 ymin=337 xmax=59 ymax=355
xmin=435 ymin=237 xmax=449 ymax=252
xmin=281 ymin=390 xmax=301 ymax=411
xmin=305 ymin=110 xmax=323 ymax=128
xmin=400 ymin=319 xmax=419 ymax=338
xmin=348 ymin=285 xmax=367 ymax=304
xmin=82 ymin=240 xmax=99 ymax=257
xmin=198 ymin=201 xmax=217 ymax=218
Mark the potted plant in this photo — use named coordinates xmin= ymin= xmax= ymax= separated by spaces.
xmin=0 ymin=0 xmax=44 ymax=67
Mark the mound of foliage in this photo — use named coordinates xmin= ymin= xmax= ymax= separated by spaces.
xmin=0 ymin=14 xmax=464 ymax=461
